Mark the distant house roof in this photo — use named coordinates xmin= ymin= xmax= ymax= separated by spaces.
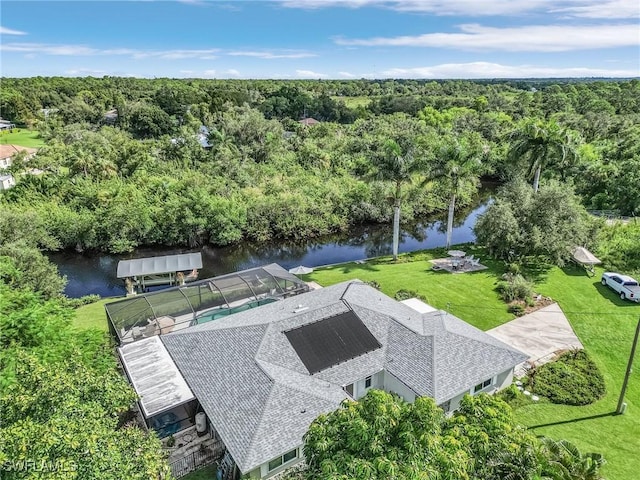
xmin=104 ymin=109 xmax=118 ymax=121
xmin=162 ymin=281 xmax=526 ymax=474
xmin=298 ymin=117 xmax=319 ymax=126
xmin=197 ymin=125 xmax=212 ymax=148
xmin=116 ymin=253 xmax=203 ymax=278
xmin=0 ymin=144 xmax=38 ymax=159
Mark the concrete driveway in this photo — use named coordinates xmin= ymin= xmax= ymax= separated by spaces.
xmin=486 ymin=303 xmax=583 ymax=376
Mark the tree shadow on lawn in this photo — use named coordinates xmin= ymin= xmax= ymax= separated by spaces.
xmin=520 ymin=261 xmax=555 ymax=284
xmin=527 ymin=410 xmax=617 ymax=430
xmin=329 ymin=261 xmax=381 ymax=275
xmin=562 ymin=263 xmax=597 ymax=277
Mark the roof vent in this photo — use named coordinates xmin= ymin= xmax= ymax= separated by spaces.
xmin=293 ymin=305 xmax=308 ymax=313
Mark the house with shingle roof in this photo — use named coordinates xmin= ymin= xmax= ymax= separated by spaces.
xmin=0 ymin=144 xmax=38 ymax=170
xmin=0 ymin=145 xmax=40 ymax=189
xmin=119 ymin=279 xmax=526 ymax=479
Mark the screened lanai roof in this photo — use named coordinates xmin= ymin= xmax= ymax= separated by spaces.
xmin=106 ymin=263 xmax=309 ymax=344
xmin=119 ymin=335 xmax=194 ymax=417
xmin=116 ymin=253 xmax=203 ymax=278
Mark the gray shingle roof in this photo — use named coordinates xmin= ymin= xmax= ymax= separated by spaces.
xmin=161 ymin=280 xmax=527 ymax=474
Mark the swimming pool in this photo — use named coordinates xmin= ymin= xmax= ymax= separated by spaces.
xmin=196 ymin=297 xmax=277 ymax=324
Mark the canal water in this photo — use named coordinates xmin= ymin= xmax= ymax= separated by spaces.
xmin=49 ymin=193 xmax=492 ymax=298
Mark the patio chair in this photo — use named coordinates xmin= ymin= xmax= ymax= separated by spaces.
xmin=469 ymin=258 xmax=481 ymax=267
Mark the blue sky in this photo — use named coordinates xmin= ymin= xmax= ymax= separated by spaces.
xmin=1 ymin=0 xmax=639 ymax=78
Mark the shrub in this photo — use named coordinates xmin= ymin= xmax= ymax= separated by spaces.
xmin=527 ymin=350 xmax=605 ymax=406
xmin=508 ymin=304 xmax=526 ymax=316
xmin=64 ymin=294 xmax=101 ymax=309
xmin=365 ymin=280 xmax=381 ymax=290
xmin=394 ymin=289 xmax=427 ymax=302
xmin=497 ymin=273 xmax=535 ymax=302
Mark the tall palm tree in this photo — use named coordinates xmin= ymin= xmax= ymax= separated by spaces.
xmin=369 ymin=139 xmax=422 ymax=260
xmin=509 ymin=119 xmax=579 ymax=193
xmin=433 ymin=137 xmax=483 ymax=249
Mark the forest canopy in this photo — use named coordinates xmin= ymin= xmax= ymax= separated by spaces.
xmin=1 ymin=77 xmax=639 ymax=259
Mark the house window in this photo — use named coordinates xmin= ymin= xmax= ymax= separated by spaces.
xmin=268 ymin=457 xmax=282 ymax=471
xmin=283 ymin=449 xmax=297 ymax=463
xmin=474 ymin=378 xmax=492 ymax=393
xmin=365 ymin=376 xmax=372 ymax=388
xmin=268 ymin=449 xmax=298 ymax=472
xmin=345 ymin=383 xmax=354 ymax=397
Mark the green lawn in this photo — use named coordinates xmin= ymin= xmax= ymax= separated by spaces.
xmin=306 ymin=245 xmax=513 ymax=331
xmin=332 ymin=95 xmax=373 ymax=109
xmin=0 ymin=128 xmax=46 ymax=148
xmin=515 ymin=264 xmax=639 ymax=480
xmin=307 ymin=249 xmax=640 ymax=480
xmin=180 ymin=465 xmax=216 ymax=480
xmin=74 ymin=297 xmax=119 ymax=331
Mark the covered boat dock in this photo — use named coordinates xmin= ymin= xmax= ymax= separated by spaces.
xmin=117 ymin=253 xmax=203 ymax=292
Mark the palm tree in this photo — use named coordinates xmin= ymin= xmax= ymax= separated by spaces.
xmin=433 ymin=137 xmax=483 ymax=249
xmin=369 ymin=139 xmax=422 ymax=260
xmin=509 ymin=118 xmax=579 ymax=193
xmin=539 ymin=437 xmax=606 ymax=480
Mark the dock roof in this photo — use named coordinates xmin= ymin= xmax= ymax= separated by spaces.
xmin=116 ymin=253 xmax=203 ymax=278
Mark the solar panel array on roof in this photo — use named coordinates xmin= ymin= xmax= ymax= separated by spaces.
xmin=285 ymin=310 xmax=381 ymax=374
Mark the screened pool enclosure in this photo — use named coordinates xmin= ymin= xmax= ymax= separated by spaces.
xmin=106 ymin=263 xmax=309 ymax=344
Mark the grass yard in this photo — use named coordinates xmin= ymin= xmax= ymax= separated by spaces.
xmin=74 ymin=297 xmax=118 ymax=331
xmin=515 ymin=264 xmax=639 ymax=480
xmin=0 ymin=128 xmax=46 ymax=148
xmin=180 ymin=465 xmax=217 ymax=480
xmin=332 ymin=95 xmax=373 ymax=109
xmin=306 ymin=248 xmax=640 ymax=480
xmin=306 ymin=245 xmax=513 ymax=330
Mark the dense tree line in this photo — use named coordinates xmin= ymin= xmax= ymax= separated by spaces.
xmin=0 ymin=253 xmax=169 ymax=478
xmin=1 ymin=78 xmax=639 ymax=256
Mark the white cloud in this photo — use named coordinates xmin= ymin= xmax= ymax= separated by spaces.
xmin=296 ymin=69 xmax=328 ymax=78
xmin=1 ymin=26 xmax=27 ymax=35
xmin=228 ymin=50 xmax=316 ymax=59
xmin=551 ymin=0 xmax=640 ymax=19
xmin=279 ymin=0 xmax=639 ymax=18
xmin=64 ymin=68 xmax=107 ymax=76
xmin=203 ymin=69 xmax=217 ymax=77
xmin=0 ymin=42 xmax=220 ymax=59
xmin=381 ymin=61 xmax=639 ymax=78
xmin=224 ymin=69 xmax=241 ymax=76
xmin=335 ymin=23 xmax=640 ymax=52
xmin=180 ymin=70 xmax=195 ymax=74
xmin=338 ymin=71 xmax=356 ymax=77
xmin=279 ymin=0 xmax=546 ymax=15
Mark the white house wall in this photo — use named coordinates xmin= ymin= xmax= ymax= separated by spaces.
xmin=382 ymin=371 xmax=417 ymax=402
xmin=245 ymin=447 xmax=303 ymax=479
xmin=353 ymin=370 xmax=384 ymax=399
xmin=446 ymin=368 xmax=514 ymax=411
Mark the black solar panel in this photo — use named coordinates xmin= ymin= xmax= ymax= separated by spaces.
xmin=285 ymin=310 xmax=381 ymax=374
